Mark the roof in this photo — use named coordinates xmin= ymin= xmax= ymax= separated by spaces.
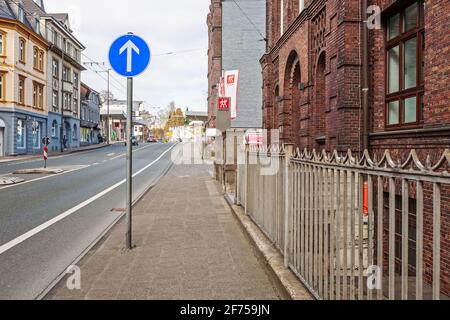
xmin=0 ymin=0 xmax=34 ymax=30
xmin=186 ymin=110 xmax=208 ymax=117
xmin=47 ymin=13 xmax=68 ymax=22
xmin=22 ymin=0 xmax=45 ymax=15
xmin=80 ymin=82 xmax=99 ymax=99
xmin=100 ymin=109 xmax=127 ymax=119
xmin=0 ymin=1 xmax=15 ymax=20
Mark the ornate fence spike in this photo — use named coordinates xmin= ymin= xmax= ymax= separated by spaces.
xmin=426 ymin=154 xmax=432 ymax=170
xmin=329 ymin=150 xmax=340 ymax=163
xmin=358 ymin=149 xmax=375 ymax=167
xmin=311 ymin=149 xmax=318 ymax=161
xmin=302 ymin=148 xmax=309 ymax=159
xmin=401 ymin=149 xmax=426 ymax=172
xmin=270 ymin=144 xmax=280 ymax=154
xmin=373 ymin=152 xmax=378 ymax=163
xmin=377 ymin=149 xmax=398 ymax=169
xmin=431 ymin=149 xmax=450 ymax=173
xmin=294 ymin=147 xmax=302 ymax=158
xmin=319 ymin=149 xmax=329 ymax=162
xmin=342 ymin=149 xmax=356 ymax=165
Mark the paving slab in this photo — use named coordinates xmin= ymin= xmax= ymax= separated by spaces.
xmin=45 ymin=164 xmax=282 ymax=300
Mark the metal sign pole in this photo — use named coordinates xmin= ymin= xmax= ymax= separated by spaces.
xmin=109 ymin=33 xmax=150 ymax=251
xmin=126 ymin=77 xmax=133 ymax=250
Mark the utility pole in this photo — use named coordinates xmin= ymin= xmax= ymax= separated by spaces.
xmin=84 ymin=62 xmax=112 ymax=144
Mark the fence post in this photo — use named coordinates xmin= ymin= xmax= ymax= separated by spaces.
xmin=245 ymin=143 xmax=250 ymax=215
xmin=234 ymin=132 xmax=238 ymax=205
xmin=284 ymin=144 xmax=294 ymax=268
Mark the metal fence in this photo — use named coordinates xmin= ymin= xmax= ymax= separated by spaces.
xmin=236 ymin=145 xmax=450 ymax=300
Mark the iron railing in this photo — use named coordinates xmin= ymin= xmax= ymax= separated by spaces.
xmin=237 ymin=145 xmax=450 ymax=300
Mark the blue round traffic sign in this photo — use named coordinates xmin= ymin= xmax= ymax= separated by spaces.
xmin=109 ymin=34 xmax=151 ymax=77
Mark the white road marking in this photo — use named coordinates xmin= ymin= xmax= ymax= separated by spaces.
xmin=107 ymin=153 xmax=116 ymax=157
xmin=0 ymin=144 xmax=167 ymax=190
xmin=109 ymin=144 xmax=154 ymax=160
xmin=4 ymin=146 xmax=111 ymax=166
xmin=0 ymin=145 xmax=175 ymax=256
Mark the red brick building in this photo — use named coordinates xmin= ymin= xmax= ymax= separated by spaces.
xmin=261 ymin=0 xmax=449 ymax=297
xmin=207 ymin=0 xmax=222 ymax=128
xmin=261 ymin=0 xmax=449 ymax=160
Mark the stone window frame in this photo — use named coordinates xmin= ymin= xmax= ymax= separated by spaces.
xmin=19 ymin=37 xmax=26 ymax=64
xmin=51 ymin=120 xmax=58 ymax=138
xmin=32 ymin=81 xmax=45 ymax=110
xmin=16 ymin=118 xmax=26 ymax=149
xmin=384 ymin=0 xmax=425 ymax=129
xmin=0 ymin=30 xmax=6 ymax=57
xmin=52 ymin=58 xmax=59 ymax=79
xmin=18 ymin=75 xmax=26 ymax=105
xmin=0 ymin=71 xmax=5 ymax=101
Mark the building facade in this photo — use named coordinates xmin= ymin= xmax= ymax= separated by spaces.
xmin=222 ymin=0 xmax=265 ymax=129
xmin=207 ymin=0 xmax=266 ymax=130
xmin=34 ymin=6 xmax=86 ymax=152
xmin=206 ymin=0 xmax=222 ymax=128
xmin=0 ymin=0 xmax=49 ymax=156
xmin=261 ymin=0 xmax=450 ymax=296
xmin=100 ymin=99 xmax=145 ymax=142
xmin=80 ymin=82 xmax=100 ymax=146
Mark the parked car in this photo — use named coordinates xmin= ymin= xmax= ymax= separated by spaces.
xmin=147 ymin=135 xmax=157 ymax=143
xmin=125 ymin=136 xmax=139 ymax=146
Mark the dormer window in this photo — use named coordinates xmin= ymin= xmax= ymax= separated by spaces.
xmin=18 ymin=7 xmax=25 ymax=23
xmin=35 ymin=19 xmax=40 ymax=34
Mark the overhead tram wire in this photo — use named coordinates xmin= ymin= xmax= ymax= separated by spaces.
xmin=0 ymin=0 xmax=132 ymax=99
xmin=3 ymin=0 xmax=203 ymax=107
xmin=230 ymin=0 xmax=267 ymax=42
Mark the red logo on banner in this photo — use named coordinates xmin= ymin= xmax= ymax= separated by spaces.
xmin=218 ymin=97 xmax=230 ymax=111
xmin=227 ymin=75 xmax=235 ymax=85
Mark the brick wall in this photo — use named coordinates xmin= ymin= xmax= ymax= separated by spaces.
xmin=261 ymin=0 xmax=449 ymax=297
xmin=207 ymin=0 xmax=222 ymax=128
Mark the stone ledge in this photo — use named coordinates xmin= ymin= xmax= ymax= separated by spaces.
xmin=224 ymin=194 xmax=314 ymax=300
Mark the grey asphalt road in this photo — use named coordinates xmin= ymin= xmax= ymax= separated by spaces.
xmin=0 ymin=142 xmax=175 ymax=300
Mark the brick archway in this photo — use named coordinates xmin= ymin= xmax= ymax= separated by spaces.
xmin=283 ymin=50 xmax=302 ymax=146
xmin=314 ymin=51 xmax=327 ymax=150
xmin=273 ymin=85 xmax=279 ymax=131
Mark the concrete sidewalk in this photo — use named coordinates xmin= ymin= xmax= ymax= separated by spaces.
xmin=45 ymin=164 xmax=281 ymax=300
xmin=0 ymin=143 xmax=109 ymax=164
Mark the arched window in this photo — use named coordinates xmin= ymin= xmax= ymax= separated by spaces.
xmin=51 ymin=120 xmax=58 ymax=137
xmin=72 ymin=124 xmax=77 ymax=140
xmin=19 ymin=38 xmax=26 ymax=63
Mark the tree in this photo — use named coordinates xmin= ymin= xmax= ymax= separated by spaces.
xmin=100 ymin=90 xmax=114 ymax=105
xmin=162 ymin=102 xmax=186 ymax=131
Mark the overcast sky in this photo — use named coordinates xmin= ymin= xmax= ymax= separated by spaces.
xmin=45 ymin=0 xmax=210 ymax=113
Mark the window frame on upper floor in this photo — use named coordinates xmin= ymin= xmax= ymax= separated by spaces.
xmin=384 ymin=0 xmax=425 ymax=129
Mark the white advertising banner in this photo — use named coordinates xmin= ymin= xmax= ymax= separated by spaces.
xmin=219 ymin=70 xmax=239 ymax=120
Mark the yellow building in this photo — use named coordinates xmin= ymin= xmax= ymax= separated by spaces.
xmin=0 ymin=0 xmax=48 ymax=156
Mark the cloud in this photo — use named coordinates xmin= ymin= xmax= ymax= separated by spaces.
xmin=44 ymin=0 xmax=209 ymax=112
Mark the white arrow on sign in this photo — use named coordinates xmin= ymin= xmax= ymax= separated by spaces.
xmin=119 ymin=40 xmax=140 ymax=73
